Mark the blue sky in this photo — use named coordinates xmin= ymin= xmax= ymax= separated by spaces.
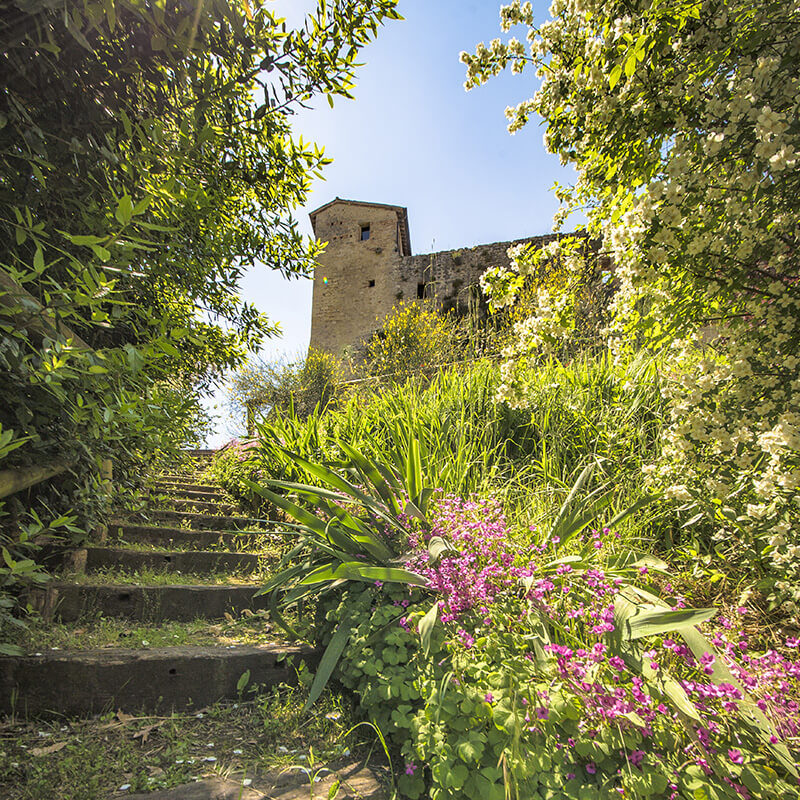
xmin=205 ymin=0 xmax=575 ymax=444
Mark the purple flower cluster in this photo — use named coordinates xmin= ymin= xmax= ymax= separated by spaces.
xmin=398 ymin=491 xmax=800 ymax=795
xmin=407 ymin=496 xmax=523 ymax=624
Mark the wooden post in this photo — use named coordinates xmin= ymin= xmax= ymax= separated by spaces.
xmin=0 ymin=270 xmax=90 ymax=348
xmin=94 ymin=458 xmax=113 ymax=543
xmin=0 ymin=462 xmax=70 ymax=500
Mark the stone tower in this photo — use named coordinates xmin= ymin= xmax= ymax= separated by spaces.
xmin=309 ymin=198 xmax=411 ymax=357
xmin=308 ymin=196 xmax=562 ymax=357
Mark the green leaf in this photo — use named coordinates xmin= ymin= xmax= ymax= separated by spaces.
xmin=418 ymin=601 xmax=439 ymax=657
xmin=61 ymin=232 xmax=106 ymax=246
xmin=332 ymin=562 xmax=429 ymax=587
xmin=236 ymin=669 xmax=250 ymax=693
xmin=427 ymin=536 xmax=456 ymax=566
xmin=625 ymin=607 xmax=717 ymax=640
xmin=605 ymin=493 xmax=659 ymax=531
xmin=456 ymin=736 xmax=485 ymax=763
xmin=132 ymin=196 xmax=152 ymax=215
xmin=339 ymin=441 xmax=403 ymax=516
xmin=115 ymin=194 xmax=133 ymax=225
xmin=304 ymin=619 xmax=353 ymax=711
xmin=90 ymin=244 xmax=111 ymax=262
xmin=609 ymin=64 xmax=622 ymax=89
xmin=405 ymin=432 xmax=422 ymax=502
xmin=159 ymin=340 xmax=181 ymax=357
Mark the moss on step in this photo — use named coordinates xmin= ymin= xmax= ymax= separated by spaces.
xmin=8 ymin=609 xmax=293 ymax=652
xmin=60 ymin=566 xmax=263 ymax=587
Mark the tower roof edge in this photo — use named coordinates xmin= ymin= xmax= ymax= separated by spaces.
xmin=309 ymin=198 xmax=411 ymax=256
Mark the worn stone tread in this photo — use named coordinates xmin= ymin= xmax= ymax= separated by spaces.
xmin=158 ymin=499 xmax=239 ymax=514
xmin=152 ymin=488 xmax=228 ymax=502
xmin=0 ymin=644 xmax=319 ymax=717
xmin=153 ymin=481 xmax=224 ymax=493
xmin=110 ymin=524 xmax=266 ymax=550
xmin=29 ymin=581 xmax=270 ymax=622
xmin=119 ymin=760 xmax=386 ymax=799
xmin=69 ymin=546 xmax=265 ymax=575
xmin=129 ymin=509 xmax=264 ymax=531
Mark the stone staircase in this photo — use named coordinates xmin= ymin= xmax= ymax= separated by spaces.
xmin=0 ymin=453 xmax=317 ymax=718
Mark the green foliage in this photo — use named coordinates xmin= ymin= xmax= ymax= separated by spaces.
xmin=229 ymin=348 xmax=346 ymax=428
xmin=362 ymin=301 xmax=461 ymax=381
xmin=218 ymin=354 xmax=664 ymax=536
xmin=0 ymin=510 xmax=82 ymax=655
xmin=0 ymin=0 xmax=401 ymax=648
xmin=247 ymin=438 xmax=442 ymax=707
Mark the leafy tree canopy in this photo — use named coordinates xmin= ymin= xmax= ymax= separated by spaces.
xmin=0 ymin=0 xmax=399 ymax=535
xmin=1 ymin=0 xmax=400 ymax=381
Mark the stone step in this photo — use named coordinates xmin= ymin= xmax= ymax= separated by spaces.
xmin=123 ymin=762 xmax=386 ymax=800
xmin=0 ymin=643 xmax=317 ymax=717
xmin=29 ymin=581 xmax=269 ymax=623
xmin=156 ymin=488 xmax=229 ymax=502
xmin=139 ymin=509 xmax=262 ymax=531
xmin=157 ymin=474 xmax=215 ymax=484
xmin=110 ymin=523 xmax=266 ymax=550
xmin=116 ymin=510 xmax=260 ymax=531
xmin=152 ymin=481 xmax=227 ymax=494
xmin=159 ymin=498 xmax=239 ymax=514
xmin=186 ymin=448 xmax=217 ymax=458
xmin=67 ymin=546 xmax=264 ymax=575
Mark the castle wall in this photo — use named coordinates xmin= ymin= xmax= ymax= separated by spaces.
xmin=308 ymin=198 xmax=564 ymax=357
xmin=395 ymin=234 xmax=561 ymax=314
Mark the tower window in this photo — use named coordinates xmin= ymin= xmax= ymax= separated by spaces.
xmin=368 ymin=279 xmax=376 ymax=288
xmin=417 ymin=282 xmax=426 ymax=299
xmin=360 ymin=224 xmax=370 ymax=241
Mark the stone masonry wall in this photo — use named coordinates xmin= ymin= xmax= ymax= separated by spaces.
xmin=308 ymin=198 xmax=565 ymax=357
xmin=395 ymin=233 xmax=562 ymax=314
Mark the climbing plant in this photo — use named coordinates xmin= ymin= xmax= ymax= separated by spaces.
xmin=465 ymin=0 xmax=800 ymax=615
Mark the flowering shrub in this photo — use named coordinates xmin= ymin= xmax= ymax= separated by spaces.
xmin=228 ymin=348 xmax=346 ymax=428
xmin=321 ymin=495 xmax=800 ymax=799
xmin=464 ymin=0 xmax=800 ymax=615
xmin=363 ymin=301 xmax=460 ymax=381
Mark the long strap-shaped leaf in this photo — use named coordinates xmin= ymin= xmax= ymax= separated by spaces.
xmin=276 ymin=446 xmax=402 ymax=525
xmin=339 ymin=441 xmax=404 ymax=517
xmin=245 ymin=478 xmax=330 ymax=539
xmin=679 ymin=622 xmax=797 ymax=778
xmin=304 ymin=617 xmax=354 ymax=711
xmin=246 ymin=478 xmax=369 ymax=557
xmin=266 ymin=477 xmax=409 ymax=551
xmin=300 ymin=561 xmax=429 ymax=587
xmin=548 ymin=462 xmax=603 ymax=550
